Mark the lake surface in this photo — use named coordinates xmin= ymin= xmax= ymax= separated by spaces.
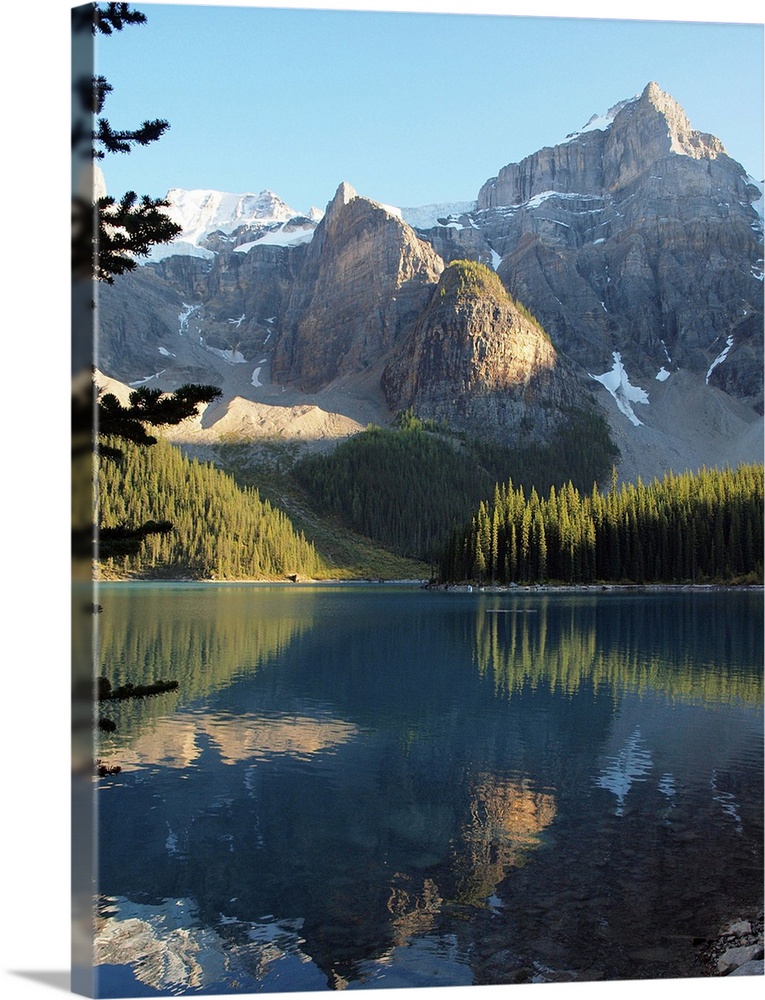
xmin=91 ymin=584 xmax=763 ymax=995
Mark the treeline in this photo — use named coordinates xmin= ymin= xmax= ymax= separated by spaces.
xmin=439 ymin=464 xmax=764 ymax=585
xmin=98 ymin=437 xmax=326 ymax=579
xmin=294 ymin=408 xmax=618 ymax=561
xmin=294 ymin=423 xmax=493 ymax=560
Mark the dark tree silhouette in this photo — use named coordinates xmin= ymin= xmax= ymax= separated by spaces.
xmin=71 ymin=4 xmax=222 ymax=559
xmin=71 ymin=2 xmax=181 ymax=283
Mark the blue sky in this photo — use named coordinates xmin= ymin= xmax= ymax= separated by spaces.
xmin=92 ymin=1 xmax=765 ymax=215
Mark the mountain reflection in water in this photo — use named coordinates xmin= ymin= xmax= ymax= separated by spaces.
xmin=94 ymin=585 xmax=763 ymax=993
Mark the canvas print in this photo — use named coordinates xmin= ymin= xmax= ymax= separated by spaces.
xmin=71 ymin=1 xmax=764 ymax=997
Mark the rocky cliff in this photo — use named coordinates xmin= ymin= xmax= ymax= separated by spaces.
xmin=272 ymin=182 xmax=444 ymax=391
xmin=476 ymin=83 xmax=731 ymax=207
xmin=415 ymin=83 xmax=763 ymax=410
xmin=382 ymin=260 xmax=583 ymax=443
xmin=93 ymin=81 xmax=763 ymax=479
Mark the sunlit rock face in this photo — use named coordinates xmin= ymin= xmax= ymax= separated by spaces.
xmin=93 ymin=80 xmax=762 ymax=469
xmin=382 ymin=260 xmax=584 ymax=443
xmin=477 ymin=82 xmax=729 ymax=209
xmin=272 ymin=182 xmax=445 ymax=391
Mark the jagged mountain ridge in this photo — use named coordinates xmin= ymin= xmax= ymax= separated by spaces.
xmin=272 ymin=181 xmax=445 ymax=392
xmin=413 ymin=83 xmax=763 ymax=407
xmin=95 ymin=82 xmax=764 ymax=480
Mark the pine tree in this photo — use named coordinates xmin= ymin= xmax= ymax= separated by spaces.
xmin=438 ymin=464 xmax=763 ymax=585
xmin=72 ymin=5 xmax=221 ymax=563
xmin=72 ymin=4 xmax=182 ymax=283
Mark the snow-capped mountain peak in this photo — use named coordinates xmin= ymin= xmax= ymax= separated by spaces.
xmin=561 ymin=94 xmax=640 ymax=145
xmin=138 ymin=187 xmax=326 ymax=263
xmin=163 ymin=188 xmax=301 ymax=244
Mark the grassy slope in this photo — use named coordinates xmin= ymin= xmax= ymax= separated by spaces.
xmin=192 ymin=440 xmax=431 ymax=580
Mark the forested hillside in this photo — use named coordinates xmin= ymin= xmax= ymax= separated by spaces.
xmin=294 ymin=409 xmax=618 ymax=561
xmin=439 ymin=464 xmax=764 ymax=585
xmin=97 ymin=438 xmax=326 ymax=579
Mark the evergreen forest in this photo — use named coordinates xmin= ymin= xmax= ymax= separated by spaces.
xmin=293 ymin=408 xmax=618 ymax=562
xmin=438 ymin=464 xmax=764 ymax=585
xmin=96 ymin=418 xmax=762 ymax=588
xmin=97 ymin=437 xmax=326 ymax=579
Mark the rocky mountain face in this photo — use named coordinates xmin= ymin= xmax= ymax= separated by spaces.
xmin=94 ymin=82 xmax=763 ymax=478
xmin=272 ymin=182 xmax=444 ymax=391
xmin=383 ymin=260 xmax=582 ymax=443
xmin=414 ymin=83 xmax=763 ymax=411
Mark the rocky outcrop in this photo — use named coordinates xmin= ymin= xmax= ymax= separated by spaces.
xmin=93 ymin=81 xmax=763 ymax=470
xmin=477 ymin=83 xmax=732 ymax=208
xmin=96 ymin=265 xmax=193 ymax=376
xmin=96 ymin=235 xmax=310 ymax=379
xmin=382 ymin=260 xmax=584 ymax=443
xmin=417 ymin=83 xmax=764 ymax=410
xmin=698 ymin=911 xmax=764 ymax=977
xmin=272 ymin=182 xmax=444 ymax=391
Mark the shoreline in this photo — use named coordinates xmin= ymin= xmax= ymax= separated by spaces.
xmin=430 ymin=581 xmax=764 ymax=593
xmin=88 ymin=576 xmax=763 ymax=592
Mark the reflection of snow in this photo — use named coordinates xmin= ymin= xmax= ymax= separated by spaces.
xmin=165 ymin=822 xmax=181 ymax=856
xmin=658 ymin=773 xmax=676 ymax=799
xmin=354 ymin=931 xmax=471 ymax=988
xmin=95 ymin=896 xmax=319 ymax=993
xmin=711 ymin=770 xmax=743 ymax=833
xmin=595 ymin=728 xmax=653 ymax=815
xmin=589 ymin=352 xmax=649 ymax=426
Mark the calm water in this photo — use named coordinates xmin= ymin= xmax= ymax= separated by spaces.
xmin=91 ymin=584 xmax=763 ymax=995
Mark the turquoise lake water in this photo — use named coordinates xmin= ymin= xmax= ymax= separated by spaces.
xmin=90 ymin=584 xmax=763 ymax=994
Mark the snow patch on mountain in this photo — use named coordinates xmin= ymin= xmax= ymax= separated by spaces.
xmin=178 ymin=303 xmax=200 ymax=335
xmin=129 ymin=370 xmax=167 ymax=387
xmin=399 ymin=202 xmax=478 ymax=229
xmin=560 ymin=94 xmax=640 ymax=146
xmin=706 ymin=336 xmax=734 ymax=383
xmin=233 ymin=223 xmax=316 ymax=253
xmin=207 ymin=346 xmax=247 ymax=365
xmin=589 ymin=352 xmax=650 ymax=426
xmin=146 ymin=240 xmax=215 ymax=263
